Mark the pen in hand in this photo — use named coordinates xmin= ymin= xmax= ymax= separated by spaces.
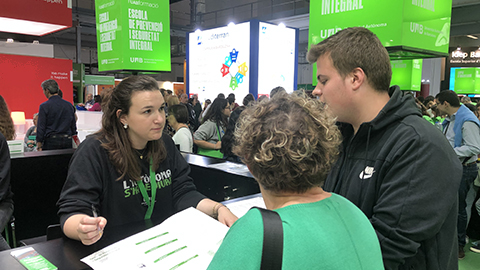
xmin=91 ymin=204 xmax=98 ymax=218
xmin=91 ymin=204 xmax=103 ymax=233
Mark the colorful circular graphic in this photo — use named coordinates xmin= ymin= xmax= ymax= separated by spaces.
xmin=220 ymin=48 xmax=248 ymax=91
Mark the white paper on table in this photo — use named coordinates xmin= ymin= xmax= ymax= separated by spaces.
xmin=224 ymin=195 xmax=266 ymax=218
xmin=206 ymin=162 xmax=251 ymax=175
xmin=81 ymin=207 xmax=229 ymax=270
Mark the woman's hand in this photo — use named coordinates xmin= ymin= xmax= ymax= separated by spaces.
xmin=214 ymin=141 xmax=222 ymax=150
xmin=76 ymin=216 xmax=107 ymax=245
xmin=217 ymin=206 xmax=238 ymax=227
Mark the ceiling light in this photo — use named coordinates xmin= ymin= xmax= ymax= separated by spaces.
xmin=278 ymin=23 xmax=286 ymax=28
xmin=33 ymin=40 xmax=39 ymax=44
xmin=467 ymin=35 xmax=478 ymax=40
xmin=6 ymin=38 xmax=13 ymax=43
xmin=228 ymin=22 xmax=235 ymax=27
xmin=0 ymin=17 xmax=69 ymax=36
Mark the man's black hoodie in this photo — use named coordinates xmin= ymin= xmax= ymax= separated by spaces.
xmin=324 ymin=86 xmax=462 ymax=270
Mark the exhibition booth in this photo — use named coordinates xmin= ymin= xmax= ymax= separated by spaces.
xmin=187 ymin=20 xmax=299 ymax=102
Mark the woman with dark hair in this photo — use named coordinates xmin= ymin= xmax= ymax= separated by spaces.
xmin=168 ymin=104 xmax=193 ymax=153
xmin=0 ymin=96 xmax=14 ymax=250
xmin=194 ymin=98 xmax=230 ymax=158
xmin=242 ymin=94 xmax=254 ymax=107
xmin=220 ymin=106 xmax=245 ymax=162
xmin=208 ymin=92 xmax=383 ymax=269
xmin=88 ymin=95 xmax=102 ymax=111
xmin=57 ymin=75 xmax=237 ymax=245
xmin=0 ymin=95 xmax=15 ymax=141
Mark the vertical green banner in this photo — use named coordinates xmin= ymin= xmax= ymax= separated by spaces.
xmin=72 ymin=63 xmax=85 ymax=103
xmin=308 ymin=0 xmax=451 ymax=85
xmin=95 ymin=0 xmax=171 ymax=72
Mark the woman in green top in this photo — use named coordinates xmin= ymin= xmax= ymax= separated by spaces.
xmin=208 ymin=92 xmax=384 ymax=270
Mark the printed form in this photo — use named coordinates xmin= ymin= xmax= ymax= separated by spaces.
xmin=81 ymin=207 xmax=228 ymax=270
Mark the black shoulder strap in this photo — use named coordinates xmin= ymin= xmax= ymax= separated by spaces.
xmin=253 ymin=207 xmax=283 ymax=270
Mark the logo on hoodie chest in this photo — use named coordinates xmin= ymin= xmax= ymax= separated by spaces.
xmin=359 ymin=166 xmax=375 ymax=179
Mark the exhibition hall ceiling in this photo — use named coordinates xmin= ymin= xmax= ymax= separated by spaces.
xmin=0 ymin=0 xmax=478 ymax=55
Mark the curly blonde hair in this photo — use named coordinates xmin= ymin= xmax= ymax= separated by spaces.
xmin=233 ymin=92 xmax=341 ymax=193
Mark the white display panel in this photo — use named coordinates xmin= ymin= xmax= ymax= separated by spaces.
xmin=258 ymin=22 xmax=296 ymax=97
xmin=189 ymin=22 xmax=250 ymax=103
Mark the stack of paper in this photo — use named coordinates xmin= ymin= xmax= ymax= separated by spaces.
xmin=81 ymin=208 xmax=229 ymax=270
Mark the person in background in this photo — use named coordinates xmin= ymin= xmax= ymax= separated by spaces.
xmin=227 ymin=93 xmax=239 ymax=111
xmin=242 ymin=94 xmax=255 ymax=108
xmin=0 ymin=95 xmax=15 ymax=141
xmin=88 ymin=95 xmax=102 ymax=112
xmin=307 ymin=27 xmax=461 ymax=269
xmin=57 ymin=75 xmax=237 ymax=245
xmin=269 ymin=86 xmax=286 ymax=99
xmin=220 ymin=106 xmax=245 ymax=163
xmin=168 ymin=104 xmax=193 ymax=153
xmin=0 ymin=131 xmax=14 ymax=251
xmin=191 ymin=94 xmax=202 ymax=125
xmin=0 ymin=98 xmax=15 ymax=251
xmin=24 ymin=113 xmax=39 ymax=152
xmin=76 ymin=93 xmax=94 ymax=110
xmin=194 ymin=98 xmax=230 ymax=156
xmin=200 ymin=99 xmax=211 ymax=122
xmin=208 ymin=92 xmax=384 ymax=270
xmin=461 ymin=96 xmax=472 ymax=105
xmin=435 ymin=90 xmax=480 ymax=260
xmin=36 ymin=79 xmax=77 ymax=151
xmin=180 ymin=93 xmax=198 ymax=132
xmin=257 ymin=95 xmax=268 ymax=103
xmin=424 ymin=96 xmax=435 ymax=109
xmin=166 ymin=95 xmax=179 ymax=107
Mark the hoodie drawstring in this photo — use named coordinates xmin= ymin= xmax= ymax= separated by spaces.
xmin=358 ymin=126 xmax=372 ymax=204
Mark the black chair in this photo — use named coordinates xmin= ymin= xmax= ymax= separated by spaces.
xmin=46 ymin=224 xmax=63 ymax=241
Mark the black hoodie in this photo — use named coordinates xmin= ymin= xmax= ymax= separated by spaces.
xmin=324 ymin=86 xmax=462 ymax=270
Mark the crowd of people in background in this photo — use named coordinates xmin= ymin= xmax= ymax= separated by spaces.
xmin=1 ymin=28 xmax=480 ymax=270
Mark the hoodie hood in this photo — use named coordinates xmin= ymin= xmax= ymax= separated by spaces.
xmin=366 ymin=85 xmax=421 ymax=132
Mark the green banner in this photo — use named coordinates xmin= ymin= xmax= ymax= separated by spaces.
xmin=95 ymin=0 xmax=171 ymax=72
xmin=72 ymin=63 xmax=84 ymax=82
xmin=85 ymin=75 xmax=115 ymax=85
xmin=454 ymin=68 xmax=480 ymax=94
xmin=390 ymin=59 xmax=422 ymax=91
xmin=308 ymin=0 xmax=451 ymax=84
xmin=72 ymin=63 xmax=85 ymax=103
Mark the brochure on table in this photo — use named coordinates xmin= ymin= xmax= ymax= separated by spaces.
xmin=81 ymin=208 xmax=228 ymax=270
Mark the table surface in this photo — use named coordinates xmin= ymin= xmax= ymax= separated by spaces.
xmin=0 ymin=218 xmax=165 ymax=270
xmin=0 ymin=193 xmax=263 ymax=269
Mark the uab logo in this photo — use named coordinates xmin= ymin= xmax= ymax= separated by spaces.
xmin=130 ymin=57 xmax=143 ymax=63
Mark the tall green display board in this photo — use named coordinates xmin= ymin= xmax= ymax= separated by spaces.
xmin=308 ymin=0 xmax=451 ymax=84
xmin=95 ymin=0 xmax=171 ymax=72
xmin=390 ymin=59 xmax=423 ymax=91
xmin=72 ymin=63 xmax=85 ymax=103
xmin=454 ymin=68 xmax=480 ymax=94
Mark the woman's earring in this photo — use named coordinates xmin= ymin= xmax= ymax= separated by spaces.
xmin=124 ymin=123 xmax=128 ymax=129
